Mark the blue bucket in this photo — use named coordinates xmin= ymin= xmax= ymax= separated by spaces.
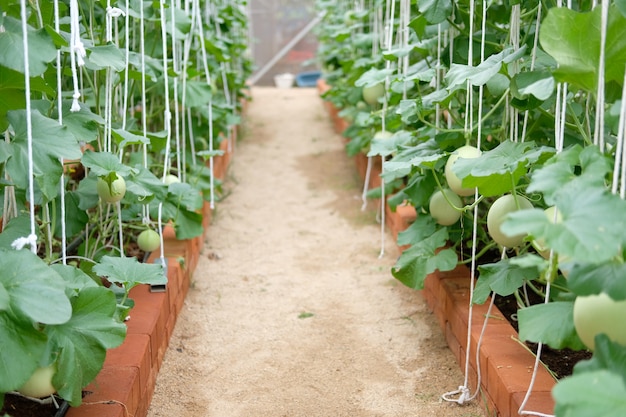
xmin=295 ymin=71 xmax=322 ymax=87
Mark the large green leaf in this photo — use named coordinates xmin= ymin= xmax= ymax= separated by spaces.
xmin=452 ymin=141 xmax=553 ymax=197
xmin=573 ymin=335 xmax=626 ymax=384
xmin=568 ymin=261 xmax=626 ymax=301
xmin=445 ymin=47 xmax=526 ymax=90
xmin=0 ymin=67 xmax=54 ymax=131
xmin=395 ymin=99 xmax=421 ymax=124
xmin=112 ymin=128 xmax=150 ymax=148
xmin=385 ymin=138 xmax=445 ymax=176
xmin=0 ymin=283 xmax=8 ymax=311
xmin=85 ymin=44 xmax=126 ymax=72
xmin=46 ymin=287 xmax=126 ymax=406
xmin=554 ymin=370 xmax=626 ymax=416
xmin=53 ymin=100 xmax=104 ymax=144
xmin=397 ymin=215 xmax=437 ymax=247
xmin=354 ymin=67 xmax=395 ymax=88
xmin=0 ymin=215 xmax=32 ymax=250
xmin=184 ymin=80 xmax=214 ymax=108
xmin=204 ymin=37 xmax=231 ymax=62
xmin=75 ymin=172 xmax=100 ymax=210
xmin=368 ymin=131 xmax=413 ymax=157
xmin=504 ymin=183 xmax=626 ymax=263
xmin=166 ymin=7 xmax=192 ymax=39
xmin=50 ymin=263 xmax=99 ymax=294
xmin=0 ymin=16 xmax=57 ymax=76
xmin=540 ymin=5 xmax=626 ymax=91
xmin=510 ymin=70 xmax=555 ymax=101
xmin=391 ymin=227 xmax=458 ymax=289
xmin=418 ymin=0 xmax=453 ymax=24
xmin=0 ymin=248 xmax=72 ymax=325
xmin=53 ymin=191 xmax=89 ymax=239
xmin=517 ymin=301 xmax=585 ymax=350
xmin=527 ymin=145 xmax=610 ymax=205
xmin=149 ymin=182 xmax=204 ymax=238
xmin=474 ymin=257 xmax=540 ymax=304
xmin=80 ymin=150 xmax=135 ymax=177
xmin=93 ymin=256 xmax=167 ymax=289
xmin=124 ymin=166 xmax=168 ymax=203
xmin=186 ymin=163 xmax=222 ymax=202
xmin=6 ymin=110 xmax=82 ymax=201
xmin=0 ymin=311 xmax=47 ymax=393
xmin=401 ymin=172 xmax=438 ymax=209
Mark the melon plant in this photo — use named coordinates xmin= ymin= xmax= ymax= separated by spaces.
xmin=317 ymin=0 xmax=626 ymax=413
xmin=0 ymin=0 xmax=251 ymax=409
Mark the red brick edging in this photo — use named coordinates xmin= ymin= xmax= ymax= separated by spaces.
xmin=65 ymin=131 xmax=235 ymax=417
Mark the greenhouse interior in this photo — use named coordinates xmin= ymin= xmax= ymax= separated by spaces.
xmin=0 ymin=0 xmax=625 ymax=416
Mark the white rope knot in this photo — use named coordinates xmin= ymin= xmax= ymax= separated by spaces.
xmin=70 ymin=0 xmax=86 ymax=66
xmin=105 ymin=6 xmax=125 ymax=42
xmin=442 ymin=385 xmax=472 ymax=405
xmin=106 ymin=6 xmax=125 ymax=17
xmin=11 ymin=233 xmax=38 ymax=253
xmin=70 ymin=92 xmax=81 ymax=112
xmin=72 ymin=41 xmax=86 ymax=66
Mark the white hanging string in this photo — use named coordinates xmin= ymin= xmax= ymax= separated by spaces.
xmin=139 ymin=1 xmax=148 ymax=166
xmin=376 ymin=0 xmax=397 ymax=259
xmin=435 ymin=24 xmax=442 ymax=130
xmin=69 ymin=0 xmax=86 ymax=113
xmin=103 ymin=3 xmax=125 ymax=153
xmin=209 ymin=5 xmax=234 ymax=155
xmin=593 ymin=0 xmax=609 ymax=152
xmin=52 ymin=0 xmax=68 ymax=264
xmin=521 ymin=5 xmax=542 ymax=142
xmin=105 ymin=3 xmax=125 ymax=43
xmin=180 ymin=2 xmax=198 ymax=181
xmin=10 ymin=0 xmax=39 ymax=254
xmin=442 ymin=0 xmax=479 ymax=405
xmin=618 ymin=68 xmax=626 ymax=198
xmin=121 ymin=0 xmax=131 ymax=131
xmin=193 ymin=0 xmax=216 ymax=209
xmin=157 ymin=0 xmax=174 ymax=263
xmin=517 ymin=2 xmax=561 ymax=416
xmin=361 ymin=1 xmax=380 ymax=211
xmin=171 ymin=0 xmax=183 ymax=177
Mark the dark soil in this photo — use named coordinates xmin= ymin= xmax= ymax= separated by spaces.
xmin=0 ymin=394 xmax=69 ymax=417
xmin=493 ymin=293 xmax=592 ymax=379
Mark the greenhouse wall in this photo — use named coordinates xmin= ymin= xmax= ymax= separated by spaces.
xmin=249 ymin=0 xmax=320 ymax=85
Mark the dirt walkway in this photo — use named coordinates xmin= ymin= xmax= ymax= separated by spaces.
xmin=147 ymin=87 xmax=484 ymax=417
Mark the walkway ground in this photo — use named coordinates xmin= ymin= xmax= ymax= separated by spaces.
xmin=146 ymin=87 xmax=485 ymax=417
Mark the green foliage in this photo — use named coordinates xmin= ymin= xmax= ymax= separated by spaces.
xmin=553 ymin=336 xmax=626 ymax=417
xmin=0 ymin=0 xmax=251 ymax=407
xmin=316 ymin=0 xmax=626 ymax=412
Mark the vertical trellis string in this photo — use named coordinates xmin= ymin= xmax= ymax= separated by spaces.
xmin=121 ymin=0 xmax=131 ymax=131
xmin=157 ymin=0 xmax=174 ymax=263
xmin=376 ymin=0 xmax=397 ymax=258
xmin=612 ymin=71 xmax=626 ymax=199
xmin=520 ymin=5 xmax=542 ymax=142
xmin=69 ymin=0 xmax=86 ymax=113
xmin=593 ymin=0 xmax=609 ymax=152
xmin=193 ymin=0 xmax=217 ymax=209
xmin=53 ymin=0 xmax=68 ymax=264
xmin=171 ymin=0 xmax=183 ymax=177
xmin=11 ymin=0 xmax=38 ymax=254
xmin=361 ymin=0 xmax=380 ymax=211
xmin=465 ymin=0 xmax=490 ymax=401
xmin=443 ymin=0 xmax=477 ymax=404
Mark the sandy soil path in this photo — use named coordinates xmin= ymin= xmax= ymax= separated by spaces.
xmin=146 ymin=87 xmax=484 ymax=417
